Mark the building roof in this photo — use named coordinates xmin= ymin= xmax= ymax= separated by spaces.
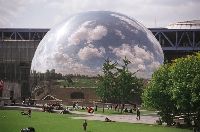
xmin=166 ymin=20 xmax=200 ymax=29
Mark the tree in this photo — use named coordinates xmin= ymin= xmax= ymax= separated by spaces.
xmin=65 ymin=75 xmax=73 ymax=87
xmin=116 ymin=57 xmax=143 ymax=113
xmin=45 ymin=70 xmax=51 ymax=81
xmin=143 ymin=53 xmax=200 ymax=127
xmin=50 ymin=69 xmax=56 ymax=80
xmin=143 ymin=64 xmax=176 ymax=125
xmin=97 ymin=57 xmax=144 ymax=113
xmin=170 ymin=56 xmax=200 ymax=126
xmin=96 ymin=58 xmax=117 ymax=112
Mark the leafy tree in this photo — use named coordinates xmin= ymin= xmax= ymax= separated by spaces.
xmin=45 ymin=70 xmax=50 ymax=81
xmin=97 ymin=57 xmax=144 ymax=113
xmin=66 ymin=75 xmax=73 ymax=86
xmin=143 ymin=53 xmax=200 ymax=127
xmin=96 ymin=58 xmax=117 ymax=112
xmin=170 ymin=56 xmax=200 ymax=126
xmin=143 ymin=64 xmax=176 ymax=125
xmin=116 ymin=57 xmax=143 ymax=113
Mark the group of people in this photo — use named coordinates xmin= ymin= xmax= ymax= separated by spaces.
xmin=123 ymin=107 xmax=141 ymax=120
xmin=42 ymin=104 xmax=54 ymax=112
xmin=72 ymin=102 xmax=79 ymax=110
xmin=60 ymin=107 xmax=70 ymax=114
xmin=42 ymin=103 xmax=63 ymax=112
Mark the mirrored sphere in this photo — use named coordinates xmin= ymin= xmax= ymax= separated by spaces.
xmin=31 ymin=11 xmax=164 ymax=79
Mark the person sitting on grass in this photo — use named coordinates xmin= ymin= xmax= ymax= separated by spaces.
xmin=20 ymin=127 xmax=35 ymax=132
xmin=105 ymin=117 xmax=115 ymax=122
xmin=60 ymin=108 xmax=70 ymax=114
xmin=21 ymin=109 xmax=31 ymax=116
xmin=21 ymin=110 xmax=28 ymax=115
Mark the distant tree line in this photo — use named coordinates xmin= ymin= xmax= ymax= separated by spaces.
xmin=30 ymin=69 xmax=98 ymax=90
xmin=31 ymin=69 xmax=97 ymax=83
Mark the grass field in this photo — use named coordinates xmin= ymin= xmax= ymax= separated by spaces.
xmin=0 ymin=110 xmax=192 ymax=132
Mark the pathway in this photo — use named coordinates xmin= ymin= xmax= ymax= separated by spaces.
xmin=70 ymin=111 xmax=159 ymax=124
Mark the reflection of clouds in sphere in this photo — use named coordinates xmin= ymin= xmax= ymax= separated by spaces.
xmin=31 ymin=11 xmax=164 ymax=78
xmin=78 ymin=45 xmax=106 ymax=60
xmin=68 ymin=21 xmax=108 ymax=45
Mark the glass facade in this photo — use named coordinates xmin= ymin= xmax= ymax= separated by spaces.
xmin=0 ymin=40 xmax=39 ymax=98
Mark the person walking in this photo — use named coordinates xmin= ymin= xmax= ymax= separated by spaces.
xmin=83 ymin=120 xmax=87 ymax=131
xmin=136 ymin=108 xmax=140 ymax=120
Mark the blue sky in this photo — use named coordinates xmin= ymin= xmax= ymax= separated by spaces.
xmin=0 ymin=0 xmax=199 ymax=28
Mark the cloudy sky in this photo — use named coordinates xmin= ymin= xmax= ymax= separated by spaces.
xmin=0 ymin=0 xmax=199 ymax=28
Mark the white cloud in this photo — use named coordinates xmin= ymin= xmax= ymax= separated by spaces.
xmin=0 ymin=0 xmax=199 ymax=28
xmin=68 ymin=21 xmax=107 ymax=46
xmin=133 ymin=45 xmax=154 ymax=61
xmin=113 ymin=44 xmax=155 ymax=63
xmin=78 ymin=46 xmax=105 ymax=60
xmin=113 ymin=44 xmax=136 ymax=61
xmin=52 ymin=52 xmax=102 ymax=76
xmin=53 ymin=52 xmax=72 ymax=64
xmin=112 ymin=43 xmax=161 ymax=78
xmin=0 ymin=0 xmax=26 ymax=27
xmin=89 ymin=26 xmax=108 ymax=41
xmin=113 ymin=44 xmax=153 ymax=64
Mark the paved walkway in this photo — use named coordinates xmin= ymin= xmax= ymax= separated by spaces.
xmin=70 ymin=111 xmax=159 ymax=124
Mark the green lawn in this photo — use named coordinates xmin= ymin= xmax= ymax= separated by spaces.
xmin=0 ymin=110 xmax=192 ymax=132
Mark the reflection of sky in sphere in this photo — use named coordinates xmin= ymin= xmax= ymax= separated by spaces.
xmin=31 ymin=11 xmax=164 ymax=79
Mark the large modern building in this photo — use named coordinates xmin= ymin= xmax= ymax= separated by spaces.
xmin=0 ymin=29 xmax=48 ymax=99
xmin=0 ymin=20 xmax=200 ymax=100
